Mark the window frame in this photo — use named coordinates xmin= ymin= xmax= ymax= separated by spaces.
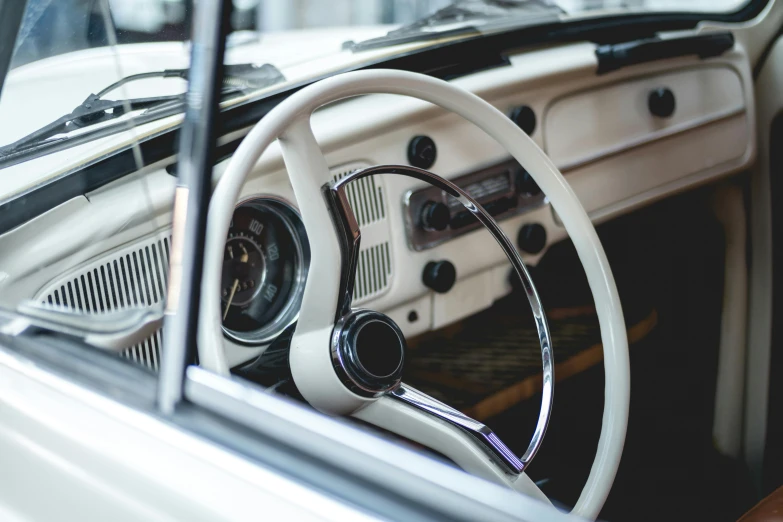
xmin=0 ymin=328 xmax=572 ymax=522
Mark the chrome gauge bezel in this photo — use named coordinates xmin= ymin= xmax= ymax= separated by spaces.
xmin=221 ymin=196 xmax=309 ymax=346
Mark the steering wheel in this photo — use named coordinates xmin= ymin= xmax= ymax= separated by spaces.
xmin=197 ymin=70 xmax=630 ymax=519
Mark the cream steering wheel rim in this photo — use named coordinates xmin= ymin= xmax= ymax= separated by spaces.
xmin=198 ymin=69 xmax=630 ymax=519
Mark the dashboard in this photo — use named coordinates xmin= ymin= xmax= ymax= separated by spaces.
xmin=0 ymin=40 xmax=756 ymax=370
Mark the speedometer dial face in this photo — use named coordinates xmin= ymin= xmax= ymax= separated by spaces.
xmin=222 ymin=236 xmax=266 ymax=307
xmin=221 ymin=198 xmax=309 ymax=345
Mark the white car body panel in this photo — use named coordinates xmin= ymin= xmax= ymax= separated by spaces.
xmin=0 ymin=354 xmax=373 ymax=521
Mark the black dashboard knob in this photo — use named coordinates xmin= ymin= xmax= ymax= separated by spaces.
xmin=419 ymin=201 xmax=450 ymax=231
xmin=408 ymin=135 xmax=437 ymax=169
xmin=514 ymin=167 xmax=541 ymax=196
xmin=423 ymin=260 xmax=456 ymax=293
xmin=509 ymin=105 xmax=536 ymax=135
xmin=517 ymin=224 xmax=547 ymax=254
xmin=648 ymin=87 xmax=676 ymax=118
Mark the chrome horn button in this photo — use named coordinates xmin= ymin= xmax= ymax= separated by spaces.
xmin=331 ymin=310 xmax=405 ymax=397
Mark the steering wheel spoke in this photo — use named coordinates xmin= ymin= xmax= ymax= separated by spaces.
xmin=391 ymin=384 xmax=526 ymax=474
xmin=278 ymin=116 xmax=343 ymax=334
xmin=353 ymin=385 xmax=551 ymax=504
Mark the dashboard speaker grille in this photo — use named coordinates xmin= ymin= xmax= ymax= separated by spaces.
xmin=332 ymin=163 xmax=394 ymax=304
xmin=353 ymin=242 xmax=392 ymax=302
xmin=39 ymin=233 xmax=171 ymax=370
xmin=333 ymin=167 xmax=386 ymax=227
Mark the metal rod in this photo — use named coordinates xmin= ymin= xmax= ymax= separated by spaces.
xmin=159 ymin=0 xmax=232 ymax=415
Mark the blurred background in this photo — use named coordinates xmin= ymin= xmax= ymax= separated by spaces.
xmin=11 ymin=0 xmax=747 ymax=68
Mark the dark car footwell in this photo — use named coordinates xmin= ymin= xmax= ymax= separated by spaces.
xmin=403 ymin=184 xmax=755 ymax=521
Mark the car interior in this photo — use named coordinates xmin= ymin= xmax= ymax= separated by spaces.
xmin=1 ymin=0 xmax=782 ymax=520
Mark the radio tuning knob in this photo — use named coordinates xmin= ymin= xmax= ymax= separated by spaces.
xmin=517 ymin=223 xmax=547 ymax=254
xmin=515 ymin=167 xmax=541 ymax=196
xmin=419 ymin=201 xmax=450 ymax=231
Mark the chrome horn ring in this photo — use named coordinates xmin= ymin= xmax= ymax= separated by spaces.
xmin=324 ymin=164 xmax=554 ymax=474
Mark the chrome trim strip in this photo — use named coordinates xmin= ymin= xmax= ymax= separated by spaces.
xmin=322 ymin=184 xmax=361 ymax=320
xmin=325 ymin=164 xmax=554 ymax=474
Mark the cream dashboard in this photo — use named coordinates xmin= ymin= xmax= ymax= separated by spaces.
xmin=0 ymin=40 xmax=755 ymax=370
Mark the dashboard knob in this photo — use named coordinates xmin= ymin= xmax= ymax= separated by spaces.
xmin=509 ymin=105 xmax=536 ymax=135
xmin=514 ymin=167 xmax=541 ymax=196
xmin=419 ymin=201 xmax=450 ymax=231
xmin=407 ymin=135 xmax=437 ymax=169
xmin=648 ymin=87 xmax=676 ymax=118
xmin=517 ymin=224 xmax=547 ymax=254
xmin=422 ymin=260 xmax=456 ymax=294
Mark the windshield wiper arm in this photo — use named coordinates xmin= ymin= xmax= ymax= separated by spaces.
xmin=344 ymin=0 xmax=563 ymax=52
xmin=95 ymin=62 xmax=285 ymax=99
xmin=0 ymin=93 xmax=182 ymax=155
xmin=0 ymin=63 xmax=285 ymax=158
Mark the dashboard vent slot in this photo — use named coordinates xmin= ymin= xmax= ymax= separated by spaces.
xmin=39 ymin=232 xmax=171 ymax=370
xmin=331 ymin=162 xmax=394 ymax=304
xmin=333 ymin=167 xmax=386 ymax=227
xmin=353 ymin=242 xmax=392 ymax=302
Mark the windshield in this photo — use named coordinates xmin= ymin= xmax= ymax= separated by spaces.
xmin=0 ymin=0 xmax=752 ymax=180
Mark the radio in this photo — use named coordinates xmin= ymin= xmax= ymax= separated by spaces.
xmin=403 ymin=159 xmax=546 ymax=251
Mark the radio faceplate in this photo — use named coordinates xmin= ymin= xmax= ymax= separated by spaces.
xmin=403 ymin=159 xmax=547 ymax=251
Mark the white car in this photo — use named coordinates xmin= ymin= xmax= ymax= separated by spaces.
xmin=0 ymin=0 xmax=781 ymax=520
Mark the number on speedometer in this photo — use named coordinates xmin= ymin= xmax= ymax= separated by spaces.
xmin=220 ymin=198 xmax=308 ymax=345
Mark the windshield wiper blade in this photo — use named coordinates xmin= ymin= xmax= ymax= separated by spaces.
xmin=344 ymin=0 xmax=563 ymax=52
xmin=0 ymin=63 xmax=285 ymax=158
xmin=0 ymin=93 xmax=183 ymax=155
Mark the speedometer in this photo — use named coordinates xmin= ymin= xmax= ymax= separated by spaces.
xmin=221 ymin=197 xmax=309 ymax=345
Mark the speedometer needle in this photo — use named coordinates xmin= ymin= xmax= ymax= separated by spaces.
xmin=223 ymin=278 xmax=240 ymax=321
